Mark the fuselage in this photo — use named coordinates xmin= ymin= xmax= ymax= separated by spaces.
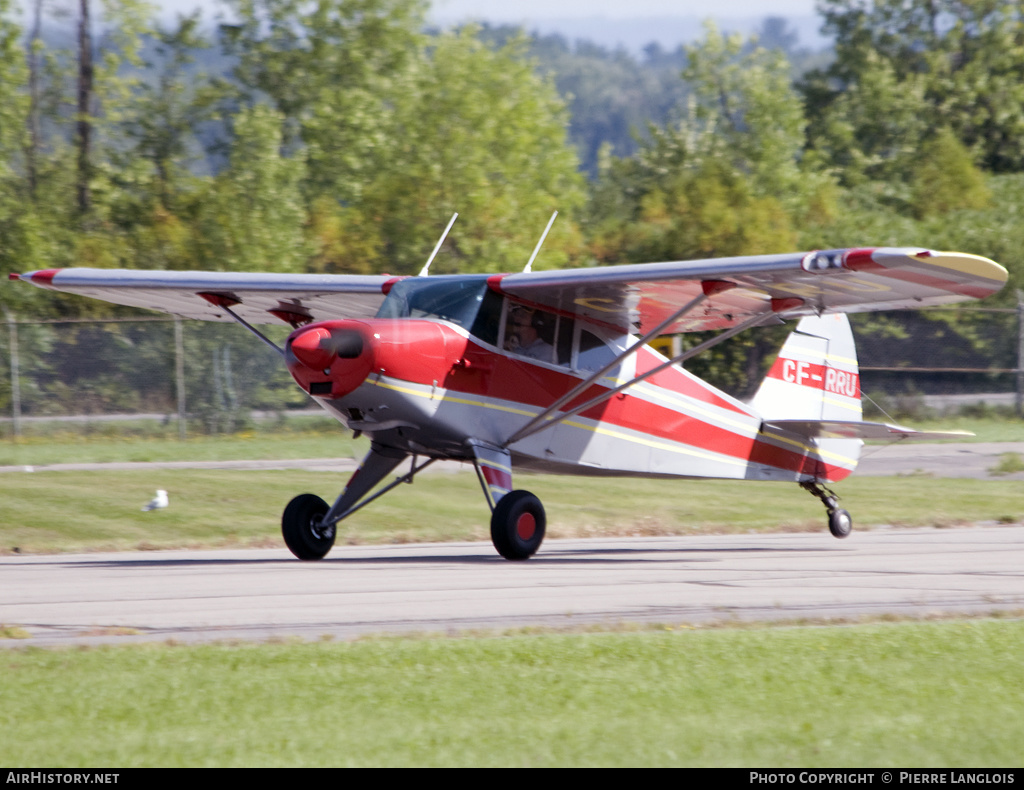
xmin=283 ymin=276 xmax=855 ymax=484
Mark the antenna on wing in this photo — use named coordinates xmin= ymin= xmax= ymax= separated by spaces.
xmin=418 ymin=212 xmax=458 ymax=277
xmin=523 ymin=211 xmax=557 ymax=273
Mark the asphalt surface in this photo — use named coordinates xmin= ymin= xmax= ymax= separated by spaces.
xmin=3 ymin=527 xmax=1022 ymax=648
xmin=2 ymin=442 xmax=1022 ymax=647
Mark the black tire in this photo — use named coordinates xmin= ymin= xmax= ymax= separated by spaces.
xmin=282 ymin=493 xmax=334 ymax=560
xmin=490 ymin=490 xmax=545 ymax=561
xmin=828 ymin=508 xmax=853 ymax=539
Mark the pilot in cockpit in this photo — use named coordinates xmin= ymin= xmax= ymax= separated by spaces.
xmin=507 ymin=307 xmax=555 ymax=363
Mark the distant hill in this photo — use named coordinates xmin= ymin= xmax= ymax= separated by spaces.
xmin=431 ymin=13 xmax=829 ymax=54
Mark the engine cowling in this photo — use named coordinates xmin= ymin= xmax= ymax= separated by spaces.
xmin=285 ymin=321 xmax=375 ymax=398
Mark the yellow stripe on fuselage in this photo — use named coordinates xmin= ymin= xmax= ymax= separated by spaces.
xmin=364 ymin=376 xmax=860 ymax=470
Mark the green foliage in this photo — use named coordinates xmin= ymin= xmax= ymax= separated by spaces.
xmin=115 ymin=12 xmax=222 ymax=217
xmin=195 ymin=105 xmax=308 ymax=273
xmin=505 ymin=26 xmax=691 ymax=177
xmin=3 ymin=0 xmax=1022 ymax=407
xmin=806 ymin=1 xmax=1024 ymax=180
xmin=681 ymin=23 xmax=811 ymax=209
xmin=221 ymin=0 xmax=428 ymax=204
xmin=363 ymin=27 xmax=586 ymax=273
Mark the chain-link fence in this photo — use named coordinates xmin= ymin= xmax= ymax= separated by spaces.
xmin=2 ymin=304 xmax=1022 ymax=437
xmin=1 ymin=316 xmax=305 ymax=437
xmin=852 ymin=306 xmax=1023 ymax=419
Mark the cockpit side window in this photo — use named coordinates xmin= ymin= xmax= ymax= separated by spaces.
xmin=502 ymin=302 xmax=573 ymax=367
xmin=575 ymin=325 xmax=628 ymax=380
xmin=577 ymin=329 xmax=617 ymax=372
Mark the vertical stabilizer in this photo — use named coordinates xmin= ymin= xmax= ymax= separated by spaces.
xmin=752 ymin=313 xmax=861 ymax=422
xmin=751 ymin=313 xmax=862 ymax=479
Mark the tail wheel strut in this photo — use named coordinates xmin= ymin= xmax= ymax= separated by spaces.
xmin=800 ymin=480 xmax=853 ymax=539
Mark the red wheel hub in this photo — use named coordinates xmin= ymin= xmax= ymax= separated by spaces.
xmin=516 ymin=512 xmax=536 ymax=541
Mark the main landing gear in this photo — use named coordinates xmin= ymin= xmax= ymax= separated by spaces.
xmin=490 ymin=490 xmax=546 ymax=561
xmin=282 ymin=493 xmax=334 ymax=560
xmin=800 ymin=480 xmax=853 ymax=539
xmin=279 ymin=441 xmax=547 ymax=561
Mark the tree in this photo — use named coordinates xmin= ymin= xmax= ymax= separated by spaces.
xmin=220 ymin=0 xmax=428 ymax=204
xmin=0 ymin=0 xmax=33 ymax=297
xmin=194 ymin=104 xmax=308 ymax=273
xmin=909 ymin=128 xmax=991 ymax=219
xmin=805 ymin=1 xmax=1024 ymax=177
xmin=586 ymin=21 xmax=828 ymax=266
xmin=117 ymin=12 xmax=220 ymax=214
xmin=679 ymin=22 xmax=820 ymax=212
xmin=361 ymin=27 xmax=586 ymax=274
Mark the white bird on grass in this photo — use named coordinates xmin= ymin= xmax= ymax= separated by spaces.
xmin=142 ymin=490 xmax=168 ymax=512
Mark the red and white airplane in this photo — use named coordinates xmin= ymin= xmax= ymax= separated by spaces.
xmin=11 ymin=238 xmax=1007 ymax=560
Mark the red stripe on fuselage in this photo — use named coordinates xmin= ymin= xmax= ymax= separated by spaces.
xmin=634 ymin=347 xmax=751 ymax=415
xmin=364 ymin=320 xmax=852 ymax=482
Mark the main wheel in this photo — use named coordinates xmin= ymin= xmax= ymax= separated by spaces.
xmin=828 ymin=508 xmax=853 ymax=539
xmin=282 ymin=493 xmax=335 ymax=560
xmin=490 ymin=490 xmax=546 ymax=561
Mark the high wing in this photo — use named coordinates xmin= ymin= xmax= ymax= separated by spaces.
xmin=8 ymin=269 xmax=393 ymax=326
xmin=489 ymin=247 xmax=1008 ymax=334
xmin=10 ymin=246 xmax=1007 ymax=332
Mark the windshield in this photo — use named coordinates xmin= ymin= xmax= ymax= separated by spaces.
xmin=376 ymin=276 xmax=501 ymax=346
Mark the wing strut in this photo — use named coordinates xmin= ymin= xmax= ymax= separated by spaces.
xmin=203 ymin=299 xmax=286 ymax=357
xmin=503 ymin=280 xmax=743 ymax=447
xmin=504 ymin=307 xmax=775 ymax=447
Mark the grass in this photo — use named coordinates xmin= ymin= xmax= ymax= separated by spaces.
xmin=2 ymin=414 xmax=1022 ymax=470
xmin=0 ymin=421 xmax=365 ymax=467
xmin=1 ymin=619 xmax=1021 ymax=766
xmin=1 ymin=468 xmax=1022 ymax=554
xmin=989 ymin=452 xmax=1024 ymax=476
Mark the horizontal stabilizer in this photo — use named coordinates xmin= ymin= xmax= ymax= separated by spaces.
xmin=764 ymin=420 xmax=973 ymax=441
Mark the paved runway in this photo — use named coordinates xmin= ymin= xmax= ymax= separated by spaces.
xmin=3 ymin=526 xmax=1023 ymax=648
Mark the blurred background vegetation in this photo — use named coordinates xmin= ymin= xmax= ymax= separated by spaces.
xmin=2 ymin=0 xmax=1023 ymax=427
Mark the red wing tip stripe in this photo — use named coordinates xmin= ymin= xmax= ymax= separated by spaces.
xmin=28 ymin=269 xmax=60 ymax=287
xmin=771 ymin=297 xmax=805 ymax=313
xmin=381 ymin=276 xmax=406 ymax=295
xmin=841 ymin=248 xmax=894 ymax=270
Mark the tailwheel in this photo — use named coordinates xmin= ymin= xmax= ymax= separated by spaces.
xmin=828 ymin=508 xmax=853 ymax=539
xmin=800 ymin=480 xmax=853 ymax=540
xmin=490 ymin=490 xmax=546 ymax=561
xmin=282 ymin=493 xmax=335 ymax=560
